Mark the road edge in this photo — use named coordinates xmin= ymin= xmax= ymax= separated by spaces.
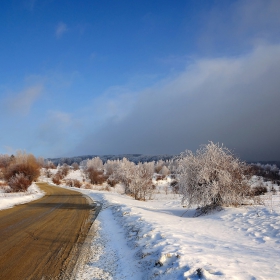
xmin=66 ymin=194 xmax=102 ymax=280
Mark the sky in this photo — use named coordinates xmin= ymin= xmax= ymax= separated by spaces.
xmin=0 ymin=0 xmax=280 ymax=161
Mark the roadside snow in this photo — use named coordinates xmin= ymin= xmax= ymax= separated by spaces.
xmin=0 ymin=183 xmax=45 ymax=211
xmin=64 ymin=185 xmax=280 ymax=280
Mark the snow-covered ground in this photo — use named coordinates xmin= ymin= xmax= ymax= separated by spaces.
xmin=39 ymin=169 xmax=280 ymax=279
xmin=3 ymin=166 xmax=279 ymax=279
xmin=0 ymin=183 xmax=45 ymax=211
xmin=56 ymin=180 xmax=280 ymax=279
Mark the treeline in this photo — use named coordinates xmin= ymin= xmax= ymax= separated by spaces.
xmin=48 ymin=154 xmax=174 ymax=166
xmin=250 ymin=163 xmax=280 ymax=182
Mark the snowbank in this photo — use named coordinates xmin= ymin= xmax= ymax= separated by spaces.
xmin=0 ymin=183 xmax=45 ymax=211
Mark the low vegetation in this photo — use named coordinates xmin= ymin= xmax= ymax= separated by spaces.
xmin=0 ymin=152 xmax=41 ymax=192
xmin=36 ymin=142 xmax=279 ymax=213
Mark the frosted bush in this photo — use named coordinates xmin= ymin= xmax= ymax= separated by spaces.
xmin=176 ymin=142 xmax=250 ymax=211
xmin=8 ymin=173 xmax=31 ymax=192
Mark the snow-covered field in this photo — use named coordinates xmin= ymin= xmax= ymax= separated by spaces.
xmin=55 ymin=171 xmax=280 ymax=280
xmin=2 ymin=167 xmax=279 ymax=279
xmin=0 ymin=183 xmax=45 ymax=211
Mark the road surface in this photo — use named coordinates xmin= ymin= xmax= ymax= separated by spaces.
xmin=0 ymin=183 xmax=95 ymax=280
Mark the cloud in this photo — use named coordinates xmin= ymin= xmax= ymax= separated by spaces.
xmin=55 ymin=22 xmax=68 ymax=38
xmin=36 ymin=111 xmax=83 ymax=157
xmin=3 ymin=84 xmax=43 ymax=115
xmin=73 ymin=43 xmax=280 ymax=161
xmin=198 ymin=0 xmax=280 ymax=53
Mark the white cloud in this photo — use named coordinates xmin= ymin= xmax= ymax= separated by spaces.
xmin=198 ymin=0 xmax=280 ymax=52
xmin=55 ymin=22 xmax=68 ymax=38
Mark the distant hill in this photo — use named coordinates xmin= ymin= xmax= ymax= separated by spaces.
xmin=48 ymin=154 xmax=175 ymax=166
xmin=47 ymin=154 xmax=280 ymax=168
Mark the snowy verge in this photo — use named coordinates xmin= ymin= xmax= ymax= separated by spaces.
xmin=55 ymin=184 xmax=280 ymax=280
xmin=0 ymin=183 xmax=45 ymax=211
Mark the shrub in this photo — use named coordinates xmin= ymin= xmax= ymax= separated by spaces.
xmin=65 ymin=179 xmax=82 ymax=188
xmin=71 ymin=162 xmax=79 ymax=170
xmin=270 ymin=186 xmax=276 ymax=194
xmin=45 ymin=161 xmax=56 ymax=169
xmin=156 ymin=175 xmax=164 ymax=181
xmin=159 ymin=166 xmax=170 ymax=176
xmin=0 ymin=154 xmax=11 ymax=169
xmin=60 ymin=164 xmax=70 ymax=177
xmin=170 ymin=180 xmax=179 ymax=194
xmin=252 ymin=185 xmax=268 ymax=196
xmin=4 ymin=153 xmax=40 ymax=183
xmin=83 ymin=182 xmax=92 ymax=189
xmin=8 ymin=173 xmax=31 ymax=192
xmin=107 ymin=178 xmax=118 ymax=187
xmin=85 ymin=167 xmax=107 ymax=185
xmin=56 ymin=170 xmax=65 ymax=180
xmin=52 ymin=175 xmax=61 ymax=185
xmin=155 ymin=160 xmax=164 ymax=173
xmin=176 ymin=142 xmax=250 ymax=212
xmin=44 ymin=169 xmax=52 ymax=178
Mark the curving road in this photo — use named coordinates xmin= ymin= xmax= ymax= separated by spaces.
xmin=0 ymin=183 xmax=95 ymax=280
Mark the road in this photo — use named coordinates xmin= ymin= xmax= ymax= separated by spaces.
xmin=0 ymin=183 xmax=95 ymax=280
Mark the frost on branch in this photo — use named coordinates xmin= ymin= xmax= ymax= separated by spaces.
xmin=175 ymin=142 xmax=250 ymax=212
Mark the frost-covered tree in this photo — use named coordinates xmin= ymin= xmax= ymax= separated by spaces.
xmin=107 ymin=159 xmax=155 ymax=200
xmin=111 ymin=158 xmax=135 ymax=193
xmin=129 ymin=162 xmax=155 ymax=201
xmin=86 ymin=157 xmax=103 ymax=171
xmin=176 ymin=142 xmax=250 ymax=212
xmin=104 ymin=159 xmax=120 ymax=176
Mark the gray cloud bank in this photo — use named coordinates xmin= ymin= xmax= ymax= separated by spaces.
xmin=73 ymin=43 xmax=280 ymax=161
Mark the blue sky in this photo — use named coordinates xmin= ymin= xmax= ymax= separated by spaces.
xmin=1 ymin=0 xmax=280 ymax=160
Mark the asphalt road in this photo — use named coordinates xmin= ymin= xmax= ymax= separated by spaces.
xmin=0 ymin=183 xmax=95 ymax=280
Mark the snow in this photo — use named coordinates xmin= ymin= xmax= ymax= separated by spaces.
xmin=0 ymin=183 xmax=45 ymax=211
xmin=75 ymin=205 xmax=142 ymax=280
xmin=41 ymin=170 xmax=280 ymax=279
xmin=62 ymin=184 xmax=280 ymax=280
